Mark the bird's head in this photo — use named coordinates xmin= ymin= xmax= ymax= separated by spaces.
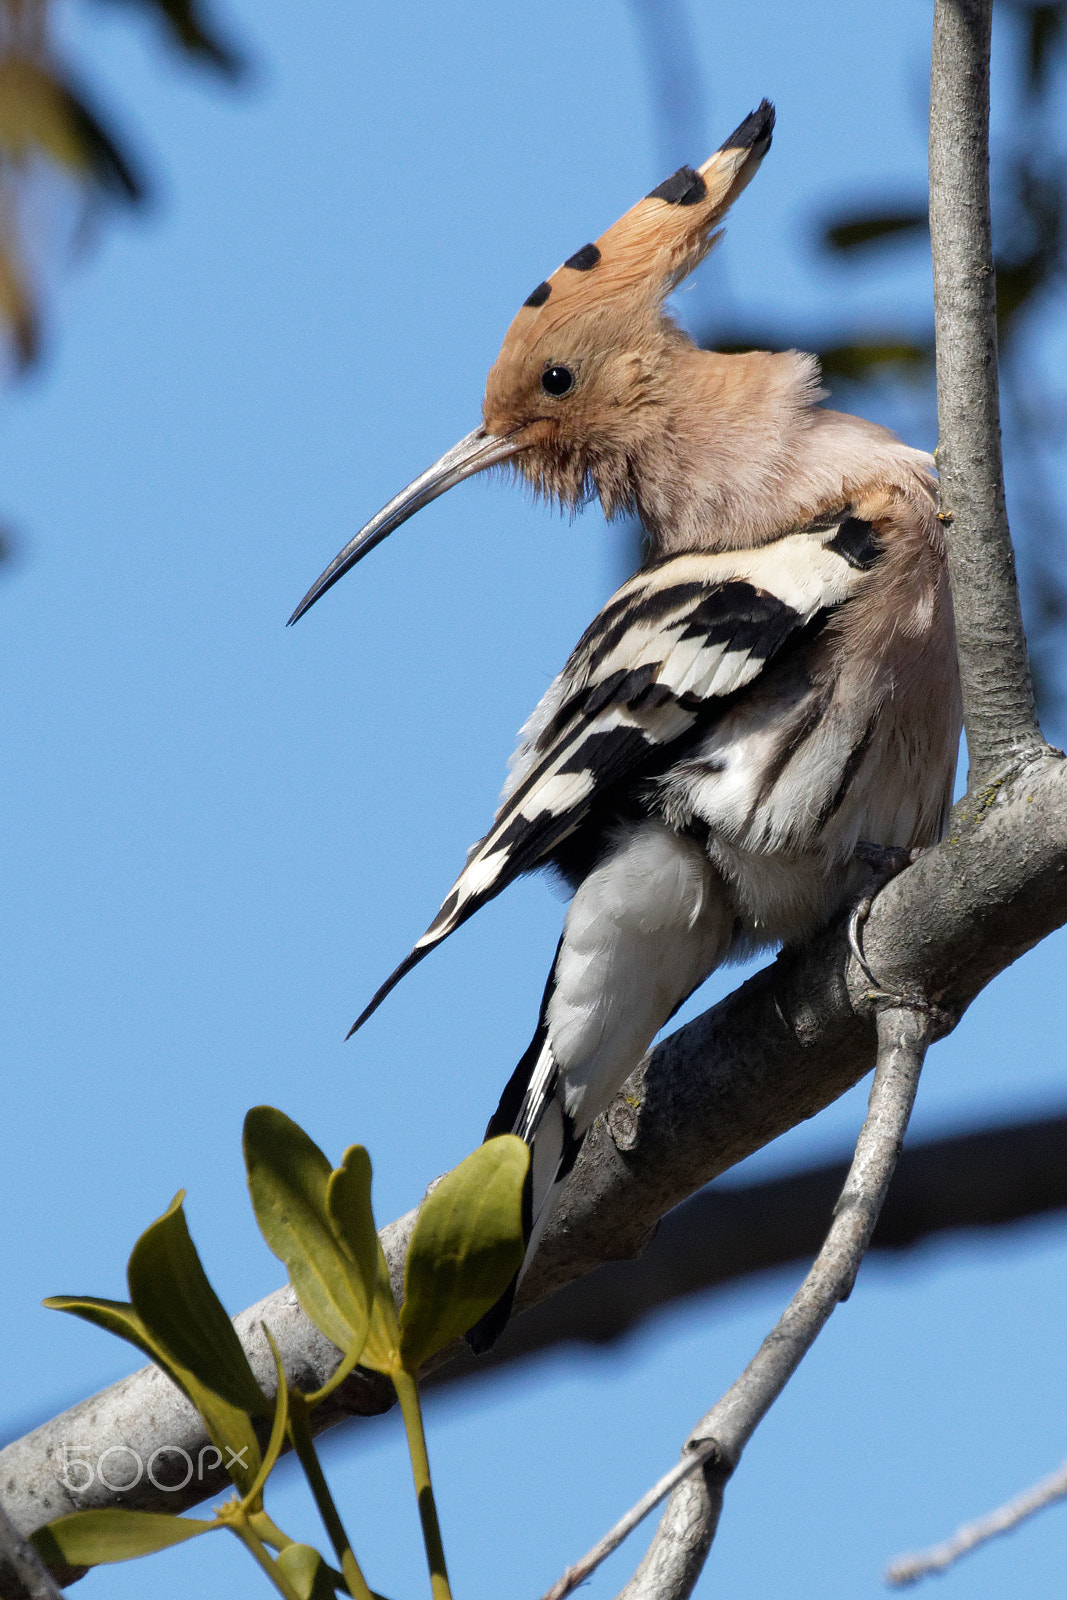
xmin=288 ymin=102 xmax=774 ymax=625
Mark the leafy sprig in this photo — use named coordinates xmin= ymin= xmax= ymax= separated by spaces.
xmin=32 ymin=1110 xmax=529 ymax=1600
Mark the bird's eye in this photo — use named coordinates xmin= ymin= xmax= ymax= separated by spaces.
xmin=541 ymin=364 xmax=575 ymax=397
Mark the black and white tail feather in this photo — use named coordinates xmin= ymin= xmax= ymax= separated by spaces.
xmin=347 ymin=510 xmax=915 ymax=1350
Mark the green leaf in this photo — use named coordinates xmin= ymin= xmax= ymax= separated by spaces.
xmin=276 ymin=1543 xmax=338 ymax=1600
xmin=44 ymin=1295 xmax=262 ymax=1497
xmin=301 ymin=1144 xmax=382 ymax=1397
xmin=31 ymin=1509 xmax=215 ymax=1568
xmin=244 ymin=1109 xmax=375 ymax=1360
xmin=247 ymin=1509 xmax=295 ymax=1552
xmin=240 ymin=1325 xmax=290 ymax=1509
xmin=341 ymin=1242 xmax=402 ymax=1380
xmin=325 ymin=1145 xmax=379 ymax=1302
xmin=43 ymin=1293 xmax=159 ymax=1366
xmin=127 ymin=1192 xmax=267 ymax=1417
xmin=399 ymin=1136 xmax=528 ymax=1370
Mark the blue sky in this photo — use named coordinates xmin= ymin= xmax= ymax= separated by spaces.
xmin=4 ymin=0 xmax=1067 ymax=1595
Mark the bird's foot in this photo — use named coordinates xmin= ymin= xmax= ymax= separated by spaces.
xmin=847 ymin=842 xmax=927 ymax=1001
xmin=853 ymin=840 xmax=921 ymax=880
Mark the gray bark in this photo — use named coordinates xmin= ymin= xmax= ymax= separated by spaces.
xmin=600 ymin=5 xmax=1057 ymax=1593
xmin=430 ymin=1108 xmax=1067 ymax=1380
xmin=606 ymin=1006 xmax=932 ymax=1600
xmin=886 ymin=1453 xmax=1067 ymax=1584
xmin=7 ymin=1108 xmax=1066 ymax=1447
xmin=929 ymin=0 xmax=1048 ymax=780
xmin=4 ymin=4 xmax=1067 ymax=1591
xmin=2 ymin=752 xmax=1067 ymax=1554
xmin=0 ymin=1507 xmax=64 ymax=1600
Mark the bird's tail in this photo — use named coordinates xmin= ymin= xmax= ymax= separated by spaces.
xmin=465 ymin=970 xmax=584 ymax=1353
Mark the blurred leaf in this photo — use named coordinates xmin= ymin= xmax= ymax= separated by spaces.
xmin=243 ymin=1108 xmax=375 ymax=1360
xmin=817 ymin=339 xmax=933 ymax=384
xmin=43 ymin=1295 xmax=262 ymax=1495
xmin=399 ymin=1137 xmax=528 ymax=1371
xmin=0 ymin=240 xmax=38 ymax=367
xmin=276 ymin=1543 xmax=338 ymax=1600
xmin=993 ymin=165 xmax=1064 ymax=336
xmin=61 ymin=77 xmax=145 ymax=201
xmin=0 ymin=58 xmax=86 ymax=169
xmin=102 ymin=0 xmax=247 ymax=78
xmin=127 ymin=1192 xmax=268 ymax=1417
xmin=1024 ymin=3 xmax=1065 ymax=92
xmin=997 ymin=260 xmax=1047 ymax=331
xmin=32 ymin=1508 xmax=215 ymax=1568
xmin=822 ymin=208 xmax=928 ymax=254
xmin=0 ymin=58 xmax=142 ymax=200
xmin=0 ymin=517 xmax=16 ymax=569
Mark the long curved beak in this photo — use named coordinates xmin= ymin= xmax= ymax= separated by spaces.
xmin=287 ymin=426 xmax=522 ymax=625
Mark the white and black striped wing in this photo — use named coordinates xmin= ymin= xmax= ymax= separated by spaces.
xmin=347 ymin=516 xmax=880 ymax=1034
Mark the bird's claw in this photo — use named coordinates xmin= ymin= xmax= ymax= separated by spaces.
xmin=847 ymin=842 xmax=926 ymax=1001
xmin=847 ymin=897 xmax=896 ymax=998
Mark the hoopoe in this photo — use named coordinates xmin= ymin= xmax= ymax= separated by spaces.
xmin=290 ymin=102 xmax=961 ymax=1351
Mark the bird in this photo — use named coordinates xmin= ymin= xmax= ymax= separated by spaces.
xmin=288 ymin=101 xmax=962 ymax=1352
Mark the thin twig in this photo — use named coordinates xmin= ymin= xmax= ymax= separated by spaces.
xmin=885 ymin=1456 xmax=1067 ymax=1586
xmin=539 ymin=1439 xmax=720 ymax=1600
xmin=613 ymin=1005 xmax=931 ymax=1600
xmin=537 ymin=1005 xmax=932 ymax=1600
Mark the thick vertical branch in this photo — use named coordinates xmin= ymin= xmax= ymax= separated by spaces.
xmin=929 ymin=0 xmax=1046 ymax=780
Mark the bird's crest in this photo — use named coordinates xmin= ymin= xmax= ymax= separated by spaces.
xmin=503 ymin=100 xmax=774 ymax=344
xmin=286 ymin=99 xmax=778 ymax=625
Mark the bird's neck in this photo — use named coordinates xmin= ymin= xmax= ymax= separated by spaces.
xmin=624 ymin=348 xmax=935 ymax=556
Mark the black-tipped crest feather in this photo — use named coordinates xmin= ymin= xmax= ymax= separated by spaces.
xmin=720 ymin=98 xmax=776 ymax=154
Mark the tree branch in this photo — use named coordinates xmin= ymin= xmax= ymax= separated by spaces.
xmin=554 ymin=1006 xmax=930 ymax=1600
xmin=929 ymin=0 xmax=1048 ymax=779
xmin=0 ymin=1505 xmax=65 ymax=1600
xmin=3 ymin=753 xmax=1067 ymax=1557
xmin=9 ymin=1109 xmax=1067 ymax=1452
xmin=538 ymin=1440 xmax=721 ymax=1600
xmin=426 ymin=1107 xmax=1067 ymax=1380
xmin=885 ymin=1455 xmax=1067 ymax=1585
xmin=0 ymin=14 xmax=1060 ymax=1600
xmin=6 ymin=17 xmax=1067 ymax=1543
